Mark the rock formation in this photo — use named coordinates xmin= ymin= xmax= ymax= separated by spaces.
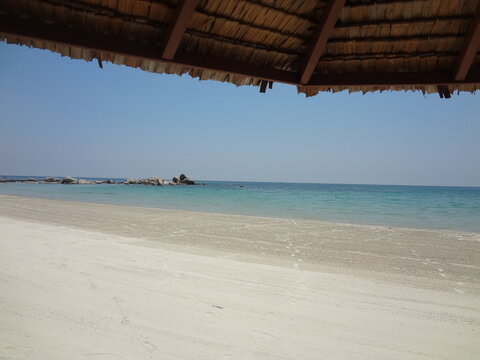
xmin=123 ymin=174 xmax=198 ymax=186
xmin=2 ymin=174 xmax=201 ymax=186
xmin=61 ymin=176 xmax=78 ymax=184
xmin=172 ymin=174 xmax=195 ymax=185
xmin=44 ymin=177 xmax=60 ymax=183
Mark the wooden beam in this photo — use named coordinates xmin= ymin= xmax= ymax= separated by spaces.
xmin=454 ymin=3 xmax=480 ymax=81
xmin=299 ymin=0 xmax=346 ymax=84
xmin=307 ymin=71 xmax=480 ymax=87
xmin=162 ymin=0 xmax=199 ymax=60
xmin=1 ymin=15 xmax=479 ymax=88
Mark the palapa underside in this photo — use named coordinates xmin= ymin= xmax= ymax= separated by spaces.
xmin=1 ymin=0 xmax=479 ymax=97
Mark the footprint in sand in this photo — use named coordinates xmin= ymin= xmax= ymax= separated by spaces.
xmin=217 ymin=354 xmax=233 ymax=359
xmin=142 ymin=340 xmax=157 ymax=352
xmin=263 ymin=312 xmax=274 ymax=320
xmin=120 ymin=315 xmax=130 ymax=325
xmin=251 ymin=330 xmax=277 ymax=343
xmin=112 ymin=296 xmax=125 ymax=305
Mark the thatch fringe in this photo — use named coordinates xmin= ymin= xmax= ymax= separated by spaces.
xmin=1 ymin=0 xmax=478 ymax=96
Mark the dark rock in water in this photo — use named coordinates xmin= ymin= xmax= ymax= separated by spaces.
xmin=239 ymin=185 xmax=244 ymax=187
xmin=25 ymin=178 xmax=38 ymax=182
xmin=96 ymin=179 xmax=115 ymax=184
xmin=61 ymin=176 xmax=78 ymax=184
xmin=182 ymin=179 xmax=195 ymax=185
xmin=174 ymin=173 xmax=195 ymax=185
xmin=44 ymin=177 xmax=59 ymax=183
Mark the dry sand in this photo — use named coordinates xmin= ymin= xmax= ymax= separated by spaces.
xmin=0 ymin=195 xmax=479 ymax=359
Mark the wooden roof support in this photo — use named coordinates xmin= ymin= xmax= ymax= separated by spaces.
xmin=437 ymin=85 xmax=451 ymax=99
xmin=162 ymin=0 xmax=199 ymax=60
xmin=299 ymin=0 xmax=346 ymax=85
xmin=1 ymin=15 xmax=479 ymax=88
xmin=453 ymin=2 xmax=480 ymax=81
xmin=307 ymin=71 xmax=480 ymax=87
xmin=259 ymin=80 xmax=268 ymax=93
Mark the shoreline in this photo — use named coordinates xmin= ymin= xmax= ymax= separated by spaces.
xmin=1 ymin=194 xmax=479 ymax=289
xmin=1 ymin=193 xmax=479 ymax=235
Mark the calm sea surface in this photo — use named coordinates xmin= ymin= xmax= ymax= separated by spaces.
xmin=1 ymin=176 xmax=479 ymax=232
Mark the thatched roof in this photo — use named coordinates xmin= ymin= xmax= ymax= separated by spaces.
xmin=1 ymin=0 xmax=479 ymax=97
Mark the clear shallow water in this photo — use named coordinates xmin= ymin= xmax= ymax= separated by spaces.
xmin=1 ymin=176 xmax=479 ymax=232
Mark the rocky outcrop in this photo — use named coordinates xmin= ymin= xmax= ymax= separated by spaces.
xmin=61 ymin=176 xmax=78 ymax=184
xmin=125 ymin=178 xmax=141 ymax=185
xmin=77 ymin=179 xmax=96 ymax=184
xmin=123 ymin=174 xmax=199 ymax=186
xmin=54 ymin=177 xmax=113 ymax=185
xmin=2 ymin=174 xmax=202 ymax=186
xmin=95 ymin=179 xmax=115 ymax=184
xmin=125 ymin=177 xmax=178 ymax=186
xmin=44 ymin=177 xmax=60 ymax=183
xmin=142 ymin=177 xmax=164 ymax=186
xmin=178 ymin=174 xmax=195 ymax=185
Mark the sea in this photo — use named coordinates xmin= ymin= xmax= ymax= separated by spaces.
xmin=1 ymin=176 xmax=479 ymax=232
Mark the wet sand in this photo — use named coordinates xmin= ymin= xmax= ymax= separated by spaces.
xmin=0 ymin=195 xmax=479 ymax=359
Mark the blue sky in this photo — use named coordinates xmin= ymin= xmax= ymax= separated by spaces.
xmin=1 ymin=42 xmax=479 ymax=186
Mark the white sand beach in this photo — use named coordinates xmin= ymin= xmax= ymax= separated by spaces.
xmin=0 ymin=195 xmax=479 ymax=359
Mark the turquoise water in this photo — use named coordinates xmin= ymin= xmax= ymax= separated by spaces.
xmin=0 ymin=177 xmax=479 ymax=232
